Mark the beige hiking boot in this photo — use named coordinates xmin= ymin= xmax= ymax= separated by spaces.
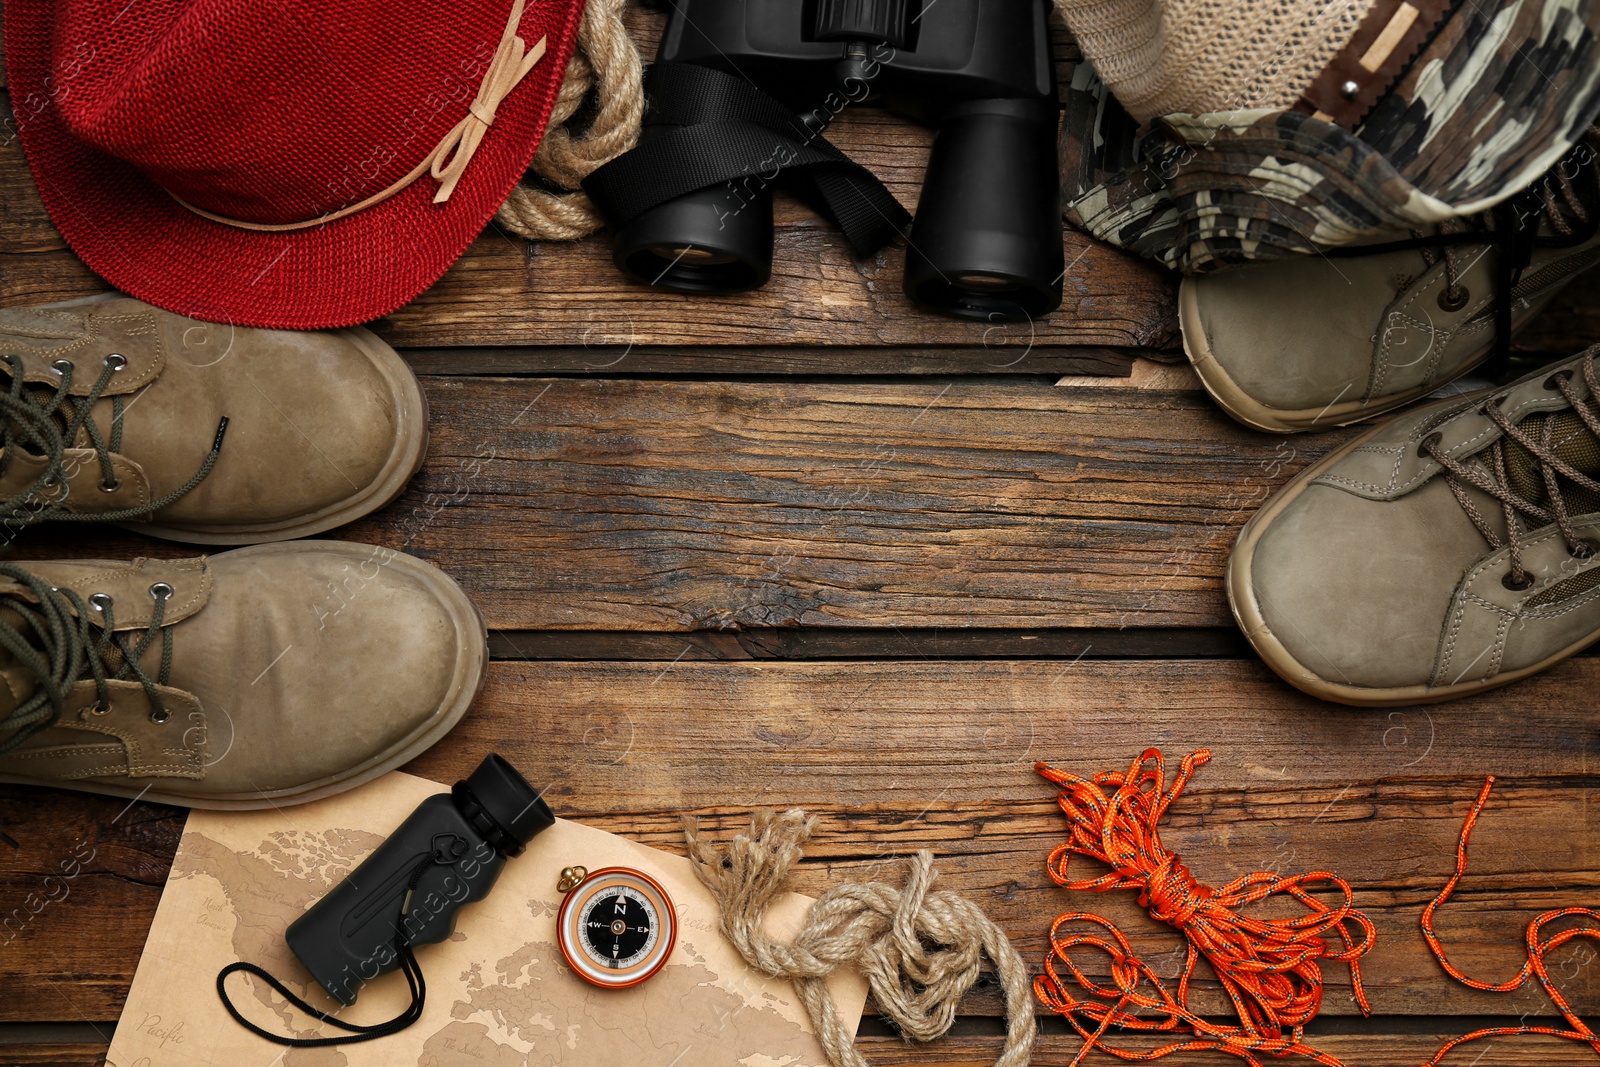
xmin=0 ymin=293 xmax=427 ymax=543
xmin=1230 ymin=346 xmax=1600 ymax=706
xmin=1182 ymin=141 xmax=1600 ymax=434
xmin=0 ymin=542 xmax=486 ymax=808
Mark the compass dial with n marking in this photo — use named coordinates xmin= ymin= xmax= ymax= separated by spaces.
xmin=557 ymin=867 xmax=677 ymax=988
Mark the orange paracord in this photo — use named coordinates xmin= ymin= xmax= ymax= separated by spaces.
xmin=1415 ymin=776 xmax=1600 ymax=1065
xmin=1033 ymin=749 xmax=1375 ymax=1066
xmin=1033 ymin=750 xmax=1600 ymax=1067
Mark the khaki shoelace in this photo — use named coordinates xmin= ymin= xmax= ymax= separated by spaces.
xmin=0 ymin=353 xmax=227 ymax=526
xmin=0 ymin=563 xmax=179 ymax=756
xmin=1421 ymin=350 xmax=1600 ymax=589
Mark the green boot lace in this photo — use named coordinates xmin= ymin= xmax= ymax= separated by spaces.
xmin=0 ymin=352 xmax=228 ymax=526
xmin=0 ymin=562 xmax=181 ymax=756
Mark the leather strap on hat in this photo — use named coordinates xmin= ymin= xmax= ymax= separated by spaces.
xmin=172 ymin=0 xmax=547 ymax=232
xmin=1294 ymin=0 xmax=1455 ymax=130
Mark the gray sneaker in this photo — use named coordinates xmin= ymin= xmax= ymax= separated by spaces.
xmin=1230 ymin=346 xmax=1600 ymax=705
xmin=1182 ymin=140 xmax=1600 ymax=433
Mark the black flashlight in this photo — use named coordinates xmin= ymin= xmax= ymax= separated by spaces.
xmin=219 ymin=753 xmax=555 ymax=1048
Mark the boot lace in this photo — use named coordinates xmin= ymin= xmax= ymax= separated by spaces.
xmin=1420 ymin=350 xmax=1600 ymax=589
xmin=0 ymin=352 xmax=228 ymax=526
xmin=1330 ymin=127 xmax=1600 ymax=377
xmin=0 ymin=563 xmax=180 ymax=756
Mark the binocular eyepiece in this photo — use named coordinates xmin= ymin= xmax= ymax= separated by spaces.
xmin=587 ymin=0 xmax=1064 ymax=323
xmin=614 ymin=182 xmax=773 ymax=296
xmin=898 ymin=97 xmax=1065 ymax=322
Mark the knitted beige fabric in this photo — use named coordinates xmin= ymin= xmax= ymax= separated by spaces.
xmin=1057 ymin=0 xmax=1377 ymax=124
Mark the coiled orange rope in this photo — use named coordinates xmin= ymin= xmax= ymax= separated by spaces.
xmin=1416 ymin=776 xmax=1600 ymax=1065
xmin=1033 ymin=749 xmax=1375 ymax=1066
xmin=1034 ymin=751 xmax=1600 ymax=1067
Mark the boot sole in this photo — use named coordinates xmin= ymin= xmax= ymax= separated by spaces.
xmin=1228 ymin=400 xmax=1600 ymax=705
xmin=0 ymin=542 xmax=488 ymax=808
xmin=1180 ymin=275 xmax=1574 ymax=435
xmin=117 ymin=327 xmax=429 ymax=544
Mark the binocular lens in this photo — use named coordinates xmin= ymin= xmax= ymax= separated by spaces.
xmin=903 ymin=99 xmax=1064 ymax=323
xmin=614 ymin=184 xmax=774 ymax=294
xmin=652 ymin=245 xmax=741 ymax=266
xmin=954 ymin=272 xmax=1021 ymax=292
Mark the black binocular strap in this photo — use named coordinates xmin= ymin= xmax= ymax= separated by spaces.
xmin=216 ymin=853 xmax=437 ymax=1048
xmin=583 ymin=63 xmax=911 ymax=257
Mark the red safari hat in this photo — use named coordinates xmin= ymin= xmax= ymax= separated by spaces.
xmin=4 ymin=0 xmax=585 ymax=328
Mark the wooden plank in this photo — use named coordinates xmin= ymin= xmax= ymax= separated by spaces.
xmin=481 ymin=626 xmax=1253 ymax=660
xmin=8 ymin=1031 xmax=1596 ymax=1067
xmin=383 ymin=210 xmax=1181 ymax=350
xmin=9 ymin=376 xmax=1358 ymax=631
xmin=3 ymin=659 xmax=1597 ymax=1025
xmin=399 ymin=345 xmax=1144 ymax=378
xmin=0 ymin=1044 xmax=107 ymax=1067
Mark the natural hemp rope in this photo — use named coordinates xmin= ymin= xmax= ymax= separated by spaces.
xmin=495 ymin=0 xmax=643 ymax=240
xmin=682 ymin=809 xmax=1038 ymax=1067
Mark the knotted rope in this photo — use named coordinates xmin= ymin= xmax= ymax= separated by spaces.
xmin=495 ymin=0 xmax=643 ymax=241
xmin=682 ymin=809 xmax=1036 ymax=1067
xmin=1033 ymin=749 xmax=1376 ymax=1066
xmin=176 ymin=0 xmax=548 ymax=231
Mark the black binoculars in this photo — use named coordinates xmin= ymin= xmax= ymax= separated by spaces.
xmin=584 ymin=0 xmax=1063 ymax=322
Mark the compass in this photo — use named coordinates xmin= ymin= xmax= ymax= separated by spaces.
xmin=556 ymin=866 xmax=677 ymax=988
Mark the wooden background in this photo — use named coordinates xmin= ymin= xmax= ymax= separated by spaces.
xmin=3 ymin=9 xmax=1600 ymax=1066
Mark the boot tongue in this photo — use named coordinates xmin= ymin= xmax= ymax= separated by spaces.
xmin=1501 ymin=409 xmax=1600 ymax=515
xmin=0 ymin=666 xmax=39 ymax=714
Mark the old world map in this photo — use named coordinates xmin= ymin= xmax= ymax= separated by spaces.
xmin=106 ymin=774 xmax=861 ymax=1067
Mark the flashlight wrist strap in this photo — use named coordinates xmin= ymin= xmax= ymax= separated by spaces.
xmin=216 ymin=852 xmax=438 ymax=1048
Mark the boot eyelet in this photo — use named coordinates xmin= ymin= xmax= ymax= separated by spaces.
xmin=1503 ymin=572 xmax=1536 ymax=591
xmin=1570 ymin=539 xmax=1600 ymax=560
xmin=1417 ymin=432 xmax=1443 ymax=458
xmin=88 ymin=592 xmax=113 ymax=612
xmin=103 ymin=353 xmax=127 ymax=371
xmin=149 ymin=582 xmax=174 ymax=600
xmin=1545 ymin=371 xmax=1574 ymax=391
xmin=50 ymin=358 xmax=74 ymax=376
xmin=149 ymin=708 xmax=171 ymax=724
xmin=1438 ymin=287 xmax=1470 ymax=312
xmin=79 ymin=702 xmax=111 ymax=716
xmin=100 ymin=479 xmax=123 ymax=493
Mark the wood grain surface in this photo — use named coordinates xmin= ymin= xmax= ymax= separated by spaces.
xmin=7 ymin=376 xmax=1359 ymax=633
xmin=5 ymin=9 xmax=1600 ymax=1065
xmin=4 ymin=659 xmax=1597 ymax=1034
